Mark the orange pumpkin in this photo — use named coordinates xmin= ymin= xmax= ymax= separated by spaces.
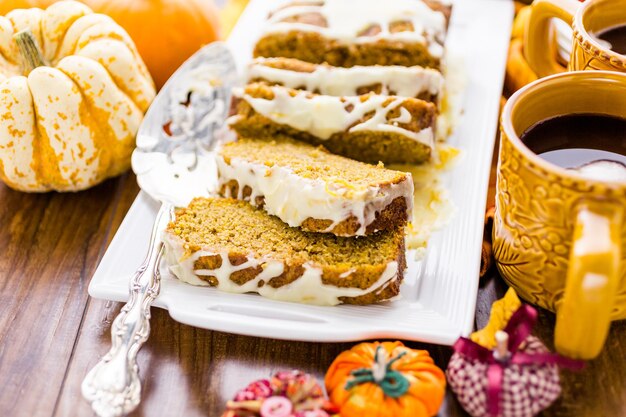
xmin=325 ymin=341 xmax=446 ymax=417
xmin=83 ymin=0 xmax=221 ymax=89
xmin=0 ymin=0 xmax=58 ymax=15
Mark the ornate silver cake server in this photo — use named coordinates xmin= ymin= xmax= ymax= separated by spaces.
xmin=81 ymin=42 xmax=238 ymax=417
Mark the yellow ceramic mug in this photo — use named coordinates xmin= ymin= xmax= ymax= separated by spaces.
xmin=494 ymin=71 xmax=626 ymax=360
xmin=525 ymin=0 xmax=626 ymax=77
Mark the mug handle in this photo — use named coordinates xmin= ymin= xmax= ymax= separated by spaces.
xmin=555 ymin=200 xmax=623 ymax=359
xmin=524 ymin=0 xmax=580 ymax=77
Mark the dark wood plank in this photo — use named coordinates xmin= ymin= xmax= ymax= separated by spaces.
xmin=0 ymin=174 xmax=131 ymax=417
xmin=57 ymin=300 xmax=469 ymax=417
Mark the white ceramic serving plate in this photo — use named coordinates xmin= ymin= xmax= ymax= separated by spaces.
xmin=89 ymin=0 xmax=514 ymax=346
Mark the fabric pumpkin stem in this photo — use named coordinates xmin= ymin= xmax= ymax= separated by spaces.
xmin=13 ymin=29 xmax=46 ymax=73
xmin=344 ymin=346 xmax=410 ymax=398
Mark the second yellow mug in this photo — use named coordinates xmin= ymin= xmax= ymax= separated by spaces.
xmin=525 ymin=0 xmax=626 ymax=77
xmin=494 ymin=71 xmax=626 ymax=360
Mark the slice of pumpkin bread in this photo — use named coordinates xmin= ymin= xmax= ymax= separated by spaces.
xmin=229 ymin=83 xmax=437 ymax=164
xmin=217 ymin=137 xmax=413 ymax=237
xmin=247 ymin=57 xmax=444 ymax=105
xmin=253 ymin=0 xmax=452 ymax=70
xmin=163 ymin=197 xmax=406 ymax=306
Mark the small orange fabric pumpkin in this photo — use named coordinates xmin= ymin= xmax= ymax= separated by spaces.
xmin=325 ymin=341 xmax=446 ymax=417
xmin=83 ymin=0 xmax=221 ymax=89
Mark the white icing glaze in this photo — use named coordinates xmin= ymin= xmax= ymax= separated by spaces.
xmin=248 ymin=59 xmax=444 ymax=102
xmin=390 ymin=107 xmax=413 ymax=124
xmin=162 ymin=232 xmax=400 ymax=306
xmin=264 ymin=0 xmax=447 ymax=58
xmin=216 ymin=152 xmax=413 ymax=236
xmin=233 ymin=85 xmax=435 ymax=149
xmin=339 ymin=268 xmax=356 ymax=278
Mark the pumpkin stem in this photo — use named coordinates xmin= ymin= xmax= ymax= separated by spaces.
xmin=493 ymin=330 xmax=511 ymax=361
xmin=344 ymin=346 xmax=410 ymax=399
xmin=13 ymin=29 xmax=46 ymax=74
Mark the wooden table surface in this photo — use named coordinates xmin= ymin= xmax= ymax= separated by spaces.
xmin=1 ymin=155 xmax=625 ymax=417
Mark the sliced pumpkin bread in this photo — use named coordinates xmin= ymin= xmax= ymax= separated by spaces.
xmin=253 ymin=0 xmax=452 ymax=70
xmin=217 ymin=137 xmax=413 ymax=237
xmin=229 ymin=83 xmax=437 ymax=164
xmin=247 ymin=57 xmax=444 ymax=105
xmin=163 ymin=197 xmax=406 ymax=305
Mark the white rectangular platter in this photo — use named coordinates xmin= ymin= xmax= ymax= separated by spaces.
xmin=89 ymin=0 xmax=514 ymax=346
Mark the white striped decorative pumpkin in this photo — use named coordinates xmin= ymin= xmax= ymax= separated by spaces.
xmin=0 ymin=0 xmax=155 ymax=191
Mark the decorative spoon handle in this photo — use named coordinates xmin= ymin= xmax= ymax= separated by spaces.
xmin=81 ymin=202 xmax=172 ymax=417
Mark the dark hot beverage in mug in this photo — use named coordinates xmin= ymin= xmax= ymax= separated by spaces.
xmin=595 ymin=24 xmax=626 ymax=55
xmin=520 ymin=114 xmax=626 ymax=180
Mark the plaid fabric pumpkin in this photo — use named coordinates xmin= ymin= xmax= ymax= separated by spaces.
xmin=447 ymin=336 xmax=561 ymax=417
